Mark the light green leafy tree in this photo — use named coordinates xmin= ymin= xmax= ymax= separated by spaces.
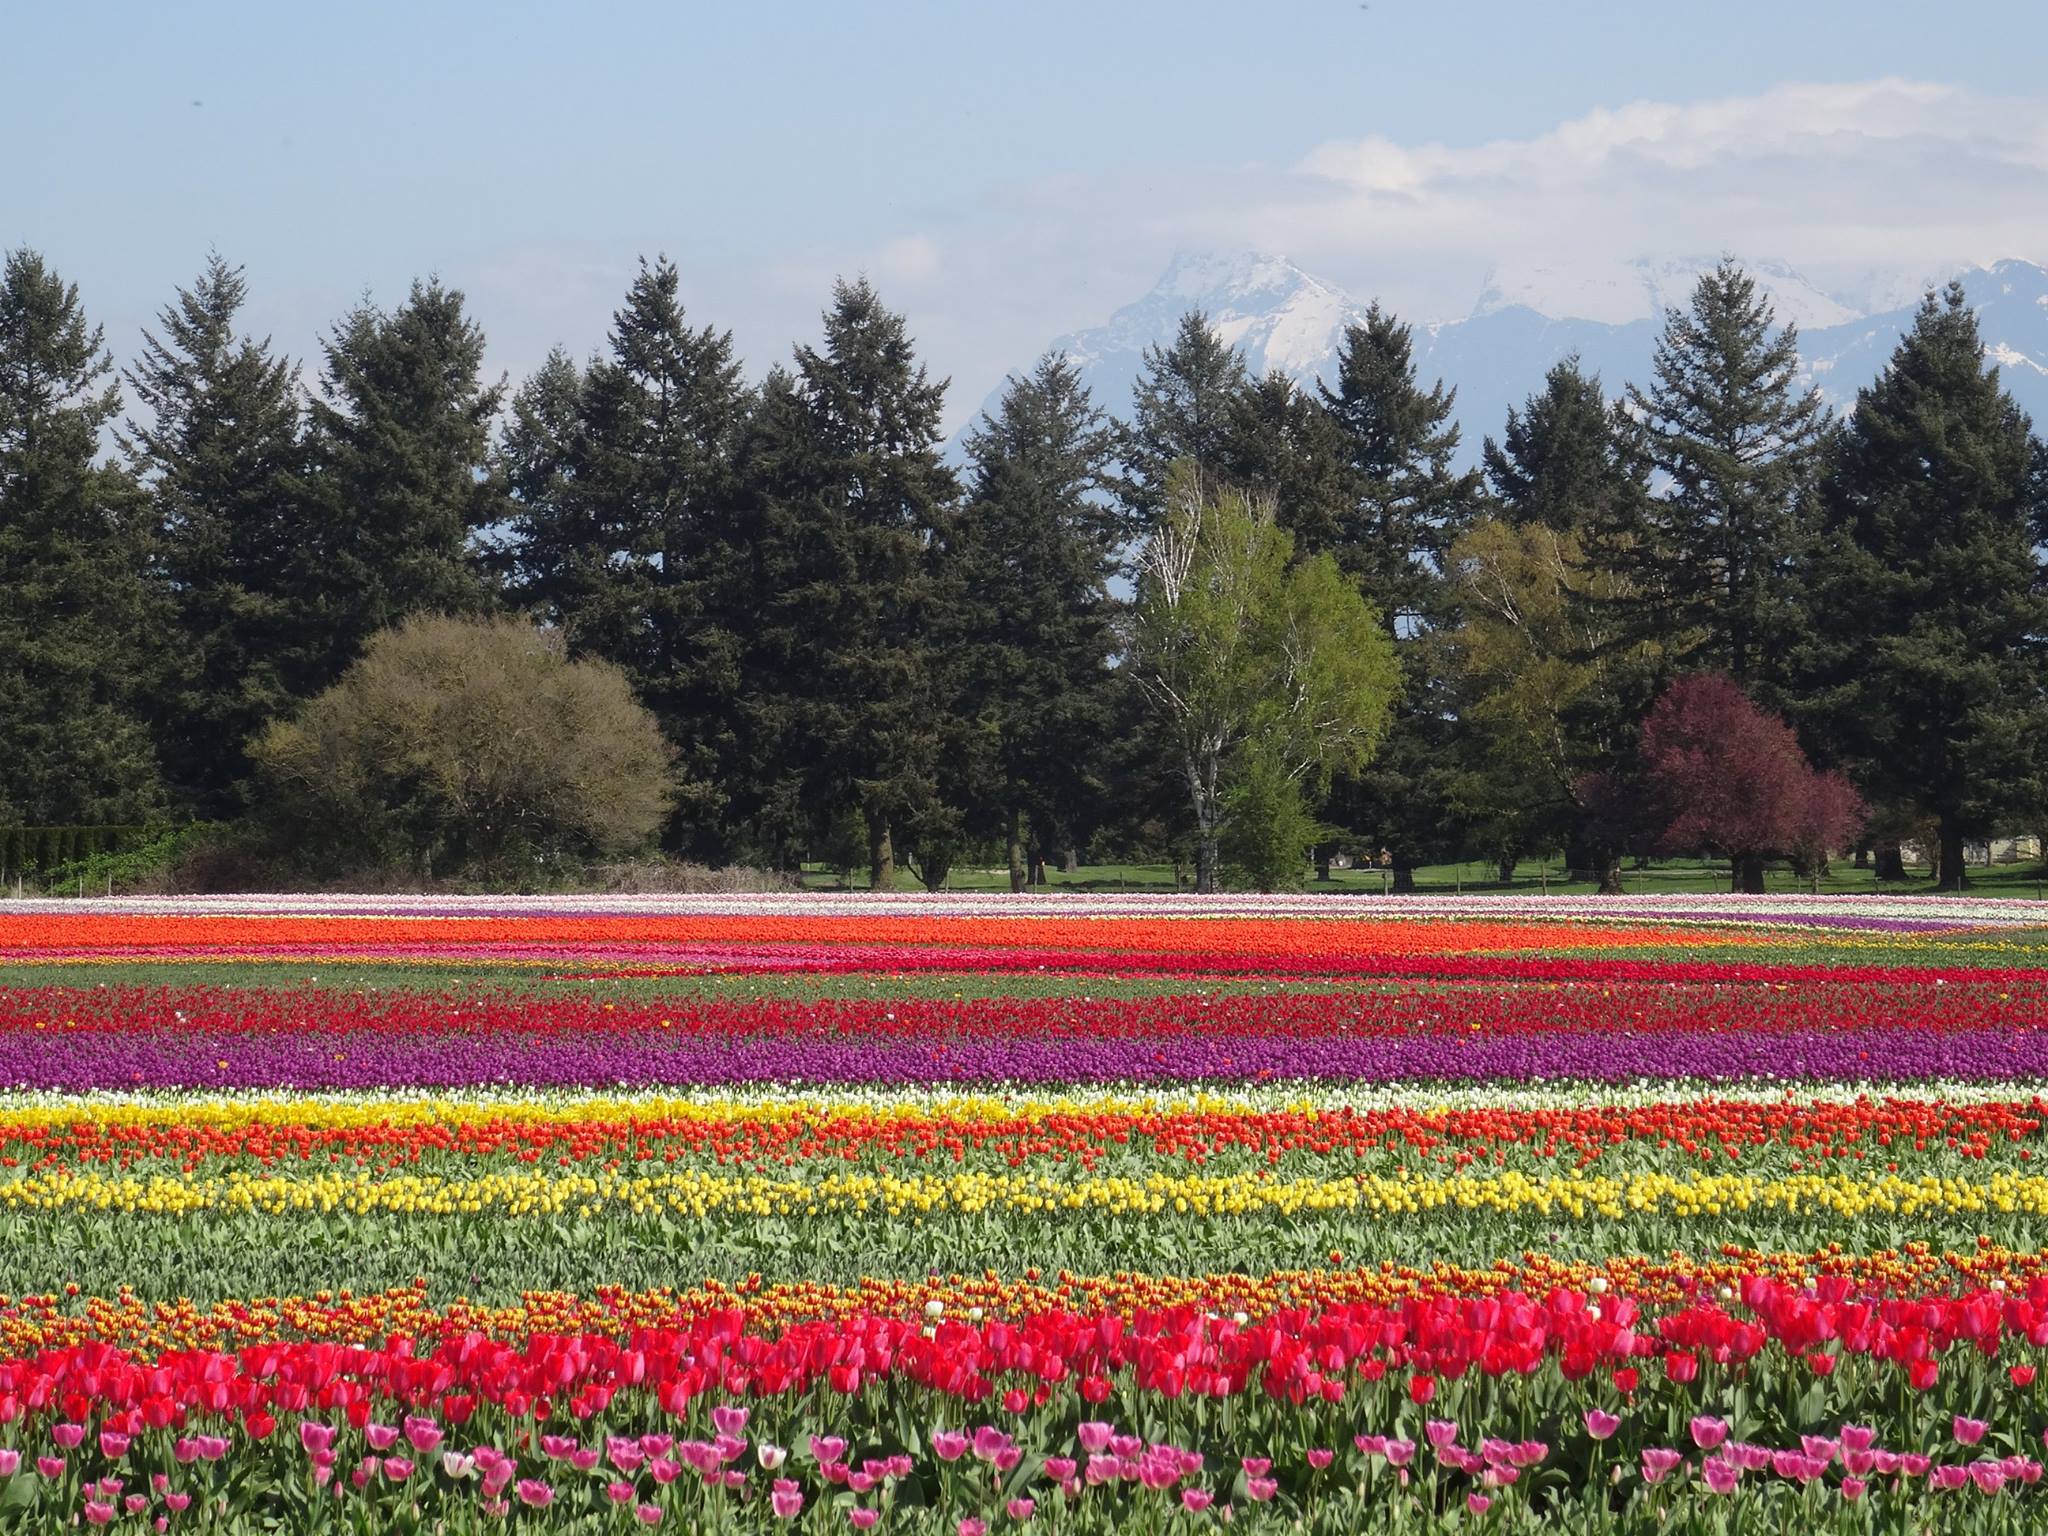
xmin=1134 ymin=464 xmax=1399 ymax=892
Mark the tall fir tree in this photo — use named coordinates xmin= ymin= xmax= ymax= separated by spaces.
xmin=1118 ymin=310 xmax=1248 ymax=539
xmin=1222 ymin=370 xmax=1352 ymax=551
xmin=740 ymin=279 xmax=959 ymax=887
xmin=0 ymin=249 xmax=164 ymax=825
xmin=298 ymin=277 xmax=505 ymax=690
xmin=1316 ymin=302 xmax=1482 ymax=631
xmin=1796 ymin=285 xmax=2048 ymax=889
xmin=1312 ymin=303 xmax=1482 ymax=888
xmin=546 ymin=259 xmax=749 ymax=847
xmin=955 ymin=353 xmax=1123 ymax=889
xmin=1482 ymin=356 xmax=1644 ymax=536
xmin=122 ymin=253 xmax=308 ymax=815
xmin=1599 ymin=259 xmax=1825 ymax=686
xmin=497 ymin=345 xmax=583 ymax=617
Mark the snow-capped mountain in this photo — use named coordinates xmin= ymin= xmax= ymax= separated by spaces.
xmin=1020 ymin=251 xmax=1369 ymax=438
xmin=1472 ymin=255 xmax=1861 ymax=332
xmin=979 ymin=251 xmax=2048 ymax=467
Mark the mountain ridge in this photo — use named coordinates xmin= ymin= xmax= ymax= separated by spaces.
xmin=969 ymin=252 xmax=2048 ymax=468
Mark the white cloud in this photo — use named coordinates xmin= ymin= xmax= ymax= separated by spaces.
xmin=440 ymin=79 xmax=2048 ymax=433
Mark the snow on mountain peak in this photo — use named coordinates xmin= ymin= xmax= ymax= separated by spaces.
xmin=1473 ymin=254 xmax=1863 ymax=331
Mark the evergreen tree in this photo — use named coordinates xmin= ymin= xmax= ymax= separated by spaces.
xmin=1222 ymin=370 xmax=1351 ymax=551
xmin=1313 ymin=303 xmax=1482 ymax=889
xmin=1599 ymin=260 xmax=1825 ymax=685
xmin=1797 ymin=284 xmax=2048 ymax=889
xmin=742 ymin=280 xmax=959 ymax=887
xmin=1482 ymin=356 xmax=1643 ymax=536
xmin=955 ymin=353 xmax=1123 ymax=889
xmin=122 ymin=253 xmax=307 ymax=815
xmin=550 ymin=259 xmax=749 ymax=846
xmin=0 ymin=249 xmax=164 ymax=825
xmin=1119 ymin=310 xmax=1248 ymax=538
xmin=1316 ymin=301 xmax=1482 ymax=631
xmin=298 ymin=277 xmax=505 ymax=690
xmin=497 ymin=345 xmax=583 ymax=617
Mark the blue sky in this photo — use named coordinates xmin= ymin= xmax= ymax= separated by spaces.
xmin=8 ymin=0 xmax=2047 ymax=425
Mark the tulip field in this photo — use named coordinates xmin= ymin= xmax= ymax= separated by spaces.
xmin=6 ymin=895 xmax=2048 ymax=1531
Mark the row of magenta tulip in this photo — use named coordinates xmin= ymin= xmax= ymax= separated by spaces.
xmin=8 ymin=1398 xmax=2048 ymax=1533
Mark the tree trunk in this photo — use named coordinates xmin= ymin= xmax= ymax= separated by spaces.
xmin=1195 ymin=834 xmax=1218 ymax=894
xmin=1731 ymin=852 xmax=1766 ymax=895
xmin=1938 ymin=822 xmax=1969 ymax=891
xmin=1563 ymin=841 xmax=1597 ymax=885
xmin=1852 ymin=846 xmax=1869 ymax=870
xmin=867 ymin=812 xmax=894 ymax=891
xmin=1006 ymin=809 xmax=1026 ymax=894
xmin=1598 ymin=855 xmax=1624 ymax=895
xmin=1874 ymin=841 xmax=1906 ymax=881
xmin=1062 ymin=847 xmax=1079 ymax=875
xmin=1029 ymin=851 xmax=1046 ymax=887
xmin=1390 ymin=862 xmax=1416 ymax=894
xmin=920 ymin=850 xmax=951 ymax=892
xmin=1314 ymin=841 xmax=1335 ymax=884
xmin=1497 ymin=856 xmax=1517 ymax=887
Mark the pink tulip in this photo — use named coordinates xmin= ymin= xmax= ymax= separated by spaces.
xmin=98 ymin=1431 xmax=129 ymax=1459
xmin=1241 ymin=1457 xmax=1271 ymax=1477
xmin=1076 ymin=1422 xmax=1113 ymax=1454
xmin=84 ymin=1502 xmax=115 ymax=1527
xmin=1955 ymin=1417 xmax=1989 ymax=1447
xmin=299 ymin=1423 xmax=336 ymax=1455
xmin=382 ymin=1457 xmax=414 ymax=1481
xmin=1842 ymin=1477 xmax=1867 ymax=1500
xmin=35 ymin=1457 xmax=62 ymax=1479
xmin=1970 ymin=1463 xmax=2008 ymax=1494
xmin=1467 ymin=1493 xmax=1492 ymax=1515
xmin=958 ymin=1521 xmax=989 ymax=1536
xmin=1306 ymin=1447 xmax=1334 ymax=1469
xmin=1246 ymin=1476 xmax=1278 ymax=1502
xmin=1689 ymin=1416 xmax=1728 ymax=1451
xmin=1640 ymin=1448 xmax=1682 ymax=1485
xmin=1006 ymin=1496 xmax=1036 ymax=1521
xmin=1384 ymin=1440 xmax=1416 ymax=1467
xmin=636 ymin=1506 xmax=664 ymax=1528
xmin=1182 ymin=1488 xmax=1213 ymax=1512
xmin=404 ymin=1417 xmax=443 ymax=1454
xmin=0 ymin=1450 xmax=17 ymax=1476
xmin=1583 ymin=1409 xmax=1621 ymax=1441
xmin=516 ymin=1479 xmax=554 ymax=1507
xmin=932 ymin=1430 xmax=970 ymax=1462
xmin=712 ymin=1405 xmax=749 ymax=1437
xmin=1426 ymin=1420 xmax=1459 ymax=1450
xmin=49 ymin=1424 xmax=84 ymax=1450
xmin=848 ymin=1511 xmax=879 ymax=1531
xmin=1702 ymin=1456 xmax=1740 ymax=1494
xmin=1839 ymin=1425 xmax=1876 ymax=1453
xmin=1800 ymin=1436 xmax=1838 ymax=1464
xmin=1043 ymin=1456 xmax=1077 ymax=1481
xmin=365 ymin=1423 xmax=399 ymax=1451
xmin=607 ymin=1481 xmax=635 ymax=1504
xmin=164 ymin=1493 xmax=190 ymax=1512
xmin=1933 ymin=1465 xmax=1969 ymax=1491
xmin=772 ymin=1479 xmax=804 ymax=1519
xmin=810 ymin=1435 xmax=848 ymax=1464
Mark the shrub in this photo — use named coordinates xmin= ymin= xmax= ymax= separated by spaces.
xmin=253 ymin=615 xmax=674 ymax=875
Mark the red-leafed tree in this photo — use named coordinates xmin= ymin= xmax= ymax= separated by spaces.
xmin=1635 ymin=673 xmax=1865 ymax=893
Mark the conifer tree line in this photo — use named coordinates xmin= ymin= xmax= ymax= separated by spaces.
xmin=2 ymin=244 xmax=2044 ymax=891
